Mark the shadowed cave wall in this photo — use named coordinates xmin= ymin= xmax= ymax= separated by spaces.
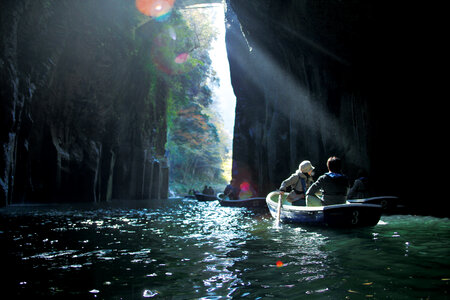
xmin=0 ymin=0 xmax=169 ymax=205
xmin=225 ymin=0 xmax=443 ymax=213
xmin=0 ymin=0 xmax=444 ymax=215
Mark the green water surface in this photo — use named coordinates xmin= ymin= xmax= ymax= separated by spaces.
xmin=1 ymin=199 xmax=448 ymax=299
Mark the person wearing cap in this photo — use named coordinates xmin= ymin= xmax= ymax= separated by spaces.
xmin=306 ymin=156 xmax=349 ymax=206
xmin=279 ymin=160 xmax=315 ymax=206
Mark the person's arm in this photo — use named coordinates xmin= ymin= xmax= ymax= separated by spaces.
xmin=306 ymin=175 xmax=324 ymax=196
xmin=347 ymin=180 xmax=361 ymax=199
xmin=279 ymin=174 xmax=298 ymax=191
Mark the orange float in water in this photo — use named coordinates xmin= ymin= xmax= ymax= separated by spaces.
xmin=136 ymin=0 xmax=175 ymax=18
xmin=276 ymin=260 xmax=283 ymax=267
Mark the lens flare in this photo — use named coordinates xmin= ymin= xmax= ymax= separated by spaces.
xmin=240 ymin=182 xmax=250 ymax=190
xmin=151 ymin=36 xmax=189 ymax=74
xmin=239 ymin=181 xmax=253 ymax=199
xmin=168 ymin=26 xmax=177 ymax=40
xmin=175 ymin=53 xmax=189 ymax=64
xmin=151 ymin=25 xmax=199 ymax=75
xmin=136 ymin=0 xmax=175 ymax=19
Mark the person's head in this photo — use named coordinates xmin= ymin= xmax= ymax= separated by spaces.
xmin=357 ymin=169 xmax=368 ymax=178
xmin=327 ymin=156 xmax=342 ymax=173
xmin=299 ymin=160 xmax=315 ymax=175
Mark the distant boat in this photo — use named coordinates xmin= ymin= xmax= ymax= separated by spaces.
xmin=217 ymin=193 xmax=267 ymax=208
xmin=347 ymin=196 xmax=402 ymax=213
xmin=266 ymin=191 xmax=382 ymax=227
xmin=194 ymin=193 xmax=218 ymax=201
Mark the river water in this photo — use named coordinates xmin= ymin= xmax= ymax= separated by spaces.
xmin=1 ymin=199 xmax=449 ymax=299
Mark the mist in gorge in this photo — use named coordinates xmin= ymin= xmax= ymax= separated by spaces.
xmin=0 ymin=0 xmax=232 ymax=205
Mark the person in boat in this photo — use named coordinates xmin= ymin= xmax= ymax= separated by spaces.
xmin=224 ymin=179 xmax=239 ymax=200
xmin=279 ymin=160 xmax=315 ymax=206
xmin=202 ymin=185 xmax=208 ymax=194
xmin=306 ymin=156 xmax=349 ymax=206
xmin=347 ymin=170 xmax=369 ymax=199
xmin=207 ymin=186 xmax=215 ymax=195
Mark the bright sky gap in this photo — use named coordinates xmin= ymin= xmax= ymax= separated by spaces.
xmin=181 ymin=3 xmax=236 ymax=181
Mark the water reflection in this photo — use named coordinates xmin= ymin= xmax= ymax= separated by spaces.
xmin=1 ymin=200 xmax=449 ymax=299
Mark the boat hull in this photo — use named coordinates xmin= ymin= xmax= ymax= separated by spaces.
xmin=194 ymin=193 xmax=218 ymax=201
xmin=348 ymin=196 xmax=401 ymax=212
xmin=217 ymin=193 xmax=266 ymax=208
xmin=266 ymin=191 xmax=382 ymax=227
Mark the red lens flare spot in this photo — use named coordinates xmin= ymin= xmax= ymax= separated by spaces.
xmin=239 ymin=181 xmax=253 ymax=199
xmin=174 ymin=53 xmax=189 ymax=64
xmin=136 ymin=0 xmax=175 ymax=17
xmin=240 ymin=181 xmax=250 ymax=191
xmin=151 ymin=25 xmax=198 ymax=75
xmin=276 ymin=260 xmax=283 ymax=267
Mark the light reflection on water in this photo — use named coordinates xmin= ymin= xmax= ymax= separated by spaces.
xmin=1 ymin=200 xmax=449 ymax=299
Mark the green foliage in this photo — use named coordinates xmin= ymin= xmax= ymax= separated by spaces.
xmin=80 ymin=2 xmax=228 ymax=193
xmin=160 ymin=8 xmax=228 ymax=194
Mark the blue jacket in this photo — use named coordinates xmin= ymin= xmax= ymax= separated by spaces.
xmin=306 ymin=172 xmax=349 ymax=205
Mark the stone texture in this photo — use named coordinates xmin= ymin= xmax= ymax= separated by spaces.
xmin=225 ymin=0 xmax=442 ymax=212
xmin=0 ymin=0 xmax=169 ymax=205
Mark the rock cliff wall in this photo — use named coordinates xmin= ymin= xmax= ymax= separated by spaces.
xmin=0 ymin=0 xmax=168 ymax=205
xmin=225 ymin=0 xmax=442 ymax=212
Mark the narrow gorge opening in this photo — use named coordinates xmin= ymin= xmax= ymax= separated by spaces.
xmin=166 ymin=1 xmax=237 ymax=197
xmin=0 ymin=0 xmax=237 ymax=205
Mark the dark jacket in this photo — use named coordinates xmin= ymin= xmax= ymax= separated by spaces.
xmin=347 ymin=177 xmax=369 ymax=199
xmin=224 ymin=184 xmax=239 ymax=200
xmin=306 ymin=172 xmax=349 ymax=205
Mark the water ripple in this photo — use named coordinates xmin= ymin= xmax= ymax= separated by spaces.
xmin=1 ymin=202 xmax=449 ymax=299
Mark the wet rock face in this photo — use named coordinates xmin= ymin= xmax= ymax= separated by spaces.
xmin=0 ymin=0 xmax=168 ymax=205
xmin=225 ymin=0 xmax=439 ymax=206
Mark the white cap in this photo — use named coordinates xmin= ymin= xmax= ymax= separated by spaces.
xmin=299 ymin=160 xmax=314 ymax=173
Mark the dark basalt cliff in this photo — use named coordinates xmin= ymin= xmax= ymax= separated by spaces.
xmin=1 ymin=0 xmax=444 ymax=214
xmin=225 ymin=0 xmax=443 ymax=212
xmin=1 ymin=0 xmax=169 ymax=205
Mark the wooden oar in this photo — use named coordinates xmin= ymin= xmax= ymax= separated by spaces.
xmin=275 ymin=192 xmax=283 ymax=225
